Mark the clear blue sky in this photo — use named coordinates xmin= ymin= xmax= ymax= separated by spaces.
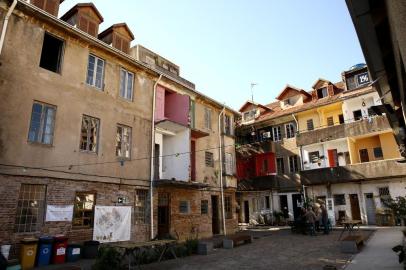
xmin=60 ymin=0 xmax=365 ymax=110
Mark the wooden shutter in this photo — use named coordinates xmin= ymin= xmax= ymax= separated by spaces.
xmin=78 ymin=16 xmax=89 ymax=33
xmin=32 ymin=0 xmax=46 ymax=9
xmin=44 ymin=0 xmax=58 ymax=16
xmin=87 ymin=21 xmax=97 ymax=37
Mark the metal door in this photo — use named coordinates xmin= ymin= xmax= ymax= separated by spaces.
xmin=365 ymin=193 xmax=376 ymax=225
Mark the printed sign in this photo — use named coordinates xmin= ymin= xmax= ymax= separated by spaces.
xmin=72 ymin=248 xmax=80 ymax=255
xmin=357 ymin=72 xmax=370 ymax=85
xmin=46 ymin=205 xmax=74 ymax=222
xmin=56 ymin=247 xmax=66 ymax=256
xmin=93 ymin=206 xmax=131 ymax=243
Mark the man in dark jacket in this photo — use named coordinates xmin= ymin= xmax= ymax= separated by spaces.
xmin=321 ymin=204 xmax=329 ymax=234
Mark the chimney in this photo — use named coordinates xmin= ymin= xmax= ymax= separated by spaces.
xmin=29 ymin=0 xmax=64 ymax=17
xmin=98 ymin=23 xmax=134 ymax=54
xmin=60 ymin=3 xmax=104 ymax=37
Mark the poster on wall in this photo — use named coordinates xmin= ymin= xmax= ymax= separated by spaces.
xmin=45 ymin=205 xmax=74 ymax=222
xmin=93 ymin=206 xmax=132 ymax=243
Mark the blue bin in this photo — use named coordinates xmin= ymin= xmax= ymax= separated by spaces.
xmin=66 ymin=244 xmax=82 ymax=262
xmin=36 ymin=236 xmax=53 ymax=266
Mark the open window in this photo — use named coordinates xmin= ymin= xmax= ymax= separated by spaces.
xmin=317 ymin=87 xmax=328 ymax=99
xmin=39 ymin=33 xmax=64 ymax=73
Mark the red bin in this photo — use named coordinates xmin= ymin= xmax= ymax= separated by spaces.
xmin=52 ymin=235 xmax=68 ymax=264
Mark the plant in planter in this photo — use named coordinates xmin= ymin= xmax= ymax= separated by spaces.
xmin=92 ymin=246 xmax=123 ymax=270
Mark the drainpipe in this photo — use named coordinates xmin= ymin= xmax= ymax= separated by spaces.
xmin=150 ymin=74 xmax=162 ymax=240
xmin=292 ymin=114 xmax=304 ymax=170
xmin=0 ymin=0 xmax=17 ymax=56
xmin=218 ymin=107 xmax=227 ymax=235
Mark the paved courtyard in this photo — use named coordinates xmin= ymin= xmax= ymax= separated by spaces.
xmin=142 ymin=228 xmax=374 ymax=270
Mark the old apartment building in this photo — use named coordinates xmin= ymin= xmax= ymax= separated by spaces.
xmin=0 ymin=0 xmax=238 ymax=252
xmin=236 ymin=64 xmax=406 ymax=225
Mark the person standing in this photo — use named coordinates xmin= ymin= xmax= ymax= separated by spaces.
xmin=321 ymin=204 xmax=329 ymax=234
xmin=305 ymin=207 xmax=316 ymax=236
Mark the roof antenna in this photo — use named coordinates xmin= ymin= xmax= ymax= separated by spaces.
xmin=250 ymin=82 xmax=258 ymax=102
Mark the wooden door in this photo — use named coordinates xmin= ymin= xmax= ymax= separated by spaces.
xmin=191 ymin=140 xmax=196 ymax=181
xmin=359 ymin=149 xmax=369 ymax=163
xmin=349 ymin=194 xmax=361 ymax=221
xmin=244 ymin=200 xmax=250 ymax=223
xmin=211 ymin=196 xmax=220 ymax=234
xmin=158 ymin=193 xmax=170 ymax=238
xmin=328 ymin=149 xmax=338 ymax=167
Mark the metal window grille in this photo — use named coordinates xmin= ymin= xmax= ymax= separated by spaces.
xmin=205 ymin=152 xmax=214 ymax=167
xmin=135 ymin=190 xmax=147 ymax=224
xmin=15 ymin=184 xmax=46 ymax=233
xmin=73 ymin=192 xmax=96 ymax=227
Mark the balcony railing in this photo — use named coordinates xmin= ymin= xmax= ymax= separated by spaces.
xmin=296 ymin=115 xmax=391 ymax=146
xmin=300 ymin=159 xmax=406 ymax=185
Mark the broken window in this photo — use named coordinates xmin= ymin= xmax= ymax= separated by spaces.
xmin=28 ymin=101 xmax=56 ymax=145
xmin=317 ymin=87 xmax=328 ymax=99
xmin=224 ymin=196 xmax=232 ymax=219
xmin=120 ymin=68 xmax=134 ymax=100
xmin=15 ymin=184 xmax=46 ymax=233
xmin=135 ymin=190 xmax=147 ymax=224
xmin=86 ymin=54 xmax=105 ymax=89
xmin=116 ymin=125 xmax=132 ymax=159
xmin=73 ymin=192 xmax=95 ymax=227
xmin=80 ymin=115 xmax=99 ymax=153
xmin=205 ymin=151 xmax=214 ymax=167
xmin=40 ymin=32 xmax=64 ymax=73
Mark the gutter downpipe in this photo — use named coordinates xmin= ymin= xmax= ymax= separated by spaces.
xmin=218 ymin=107 xmax=227 ymax=235
xmin=0 ymin=0 xmax=17 ymax=56
xmin=292 ymin=113 xmax=305 ymax=203
xmin=150 ymin=74 xmax=162 ymax=240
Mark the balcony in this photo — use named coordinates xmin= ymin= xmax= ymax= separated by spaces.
xmin=300 ymin=159 xmax=406 ymax=185
xmin=296 ymin=115 xmax=391 ymax=146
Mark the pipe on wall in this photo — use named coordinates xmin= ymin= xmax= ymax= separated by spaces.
xmin=218 ymin=106 xmax=227 ymax=235
xmin=0 ymin=0 xmax=18 ymax=56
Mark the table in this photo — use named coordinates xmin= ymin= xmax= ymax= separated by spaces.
xmin=338 ymin=220 xmax=362 ymax=240
xmin=108 ymin=239 xmax=177 ymax=270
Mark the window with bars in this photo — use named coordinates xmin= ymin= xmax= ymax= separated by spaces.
xmin=119 ymin=68 xmax=134 ymax=101
xmin=204 ymin=107 xmax=212 ymax=130
xmin=15 ymin=184 xmax=46 ymax=233
xmin=179 ymin=201 xmax=190 ymax=214
xmin=379 ymin=187 xmax=391 ymax=206
xmin=201 ymin=200 xmax=208 ymax=215
xmin=205 ymin=152 xmax=214 ymax=167
xmin=86 ymin=54 xmax=104 ymax=89
xmin=327 ymin=116 xmax=334 ymax=126
xmin=225 ymin=152 xmax=234 ymax=175
xmin=333 ymin=194 xmax=346 ymax=206
xmin=28 ymin=102 xmax=56 ymax=145
xmin=73 ymin=192 xmax=95 ymax=227
xmin=285 ymin=123 xmax=295 ymax=138
xmin=135 ymin=190 xmax=147 ymax=224
xmin=307 ymin=119 xmax=314 ymax=131
xmin=116 ymin=125 xmax=132 ymax=159
xmin=276 ymin=157 xmax=285 ymax=174
xmin=272 ymin=126 xmax=282 ymax=142
xmin=80 ymin=115 xmax=99 ymax=153
xmin=225 ymin=196 xmax=232 ymax=219
xmin=289 ymin=155 xmax=299 ymax=173
xmin=309 ymin=151 xmax=320 ymax=163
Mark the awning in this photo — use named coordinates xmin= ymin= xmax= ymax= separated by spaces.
xmin=191 ymin=128 xmax=209 ymax=139
xmin=154 ymin=179 xmax=209 ymax=189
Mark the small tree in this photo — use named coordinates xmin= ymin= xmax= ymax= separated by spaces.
xmin=383 ymin=196 xmax=406 ymax=225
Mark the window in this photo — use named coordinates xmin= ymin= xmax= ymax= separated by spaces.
xmin=224 ymin=196 xmax=232 ymax=219
xmin=73 ymin=192 xmax=95 ymax=227
xmin=306 ymin=119 xmax=314 ymax=131
xmin=15 ymin=184 xmax=46 ymax=233
xmin=162 ymin=63 xmax=169 ymax=70
xmin=265 ymin=196 xmax=270 ymax=209
xmin=276 ymin=157 xmax=285 ymax=174
xmin=289 ymin=155 xmax=299 ymax=173
xmin=353 ymin=110 xmax=362 ymax=121
xmin=39 ymin=33 xmax=63 ymax=73
xmin=86 ymin=54 xmax=105 ymax=89
xmin=285 ymin=123 xmax=295 ymax=138
xmin=28 ymin=102 xmax=56 ymax=145
xmin=272 ymin=126 xmax=282 ymax=142
xmin=309 ymin=151 xmax=320 ymax=163
xmin=119 ymin=68 xmax=134 ymax=100
xmin=283 ymin=99 xmax=291 ymax=106
xmin=179 ymin=200 xmax=190 ymax=214
xmin=79 ymin=115 xmax=99 ymax=153
xmin=145 ymin=55 xmax=155 ymax=65
xmin=135 ymin=190 xmax=147 ymax=224
xmin=225 ymin=153 xmax=234 ymax=175
xmin=116 ymin=125 xmax=132 ymax=159
xmin=379 ymin=187 xmax=391 ymax=206
xmin=190 ymin=100 xmax=196 ymax=129
xmin=368 ymin=107 xmax=378 ymax=117
xmin=224 ymin=115 xmax=233 ymax=136
xmin=339 ymin=114 xmax=345 ymax=124
xmin=204 ymin=107 xmax=212 ymax=130
xmin=317 ymin=87 xmax=328 ymax=98
xmin=205 ymin=151 xmax=214 ymax=167
xmin=243 ymin=110 xmax=256 ymax=122
xmin=373 ymin=147 xmax=383 ymax=159
xmin=201 ymin=200 xmax=208 ymax=215
xmin=333 ymin=194 xmax=346 ymax=206
xmin=78 ymin=16 xmax=98 ymax=36
xmin=327 ymin=116 xmax=334 ymax=126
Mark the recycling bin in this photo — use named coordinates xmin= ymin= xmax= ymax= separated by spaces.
xmin=36 ymin=236 xmax=53 ymax=266
xmin=66 ymin=244 xmax=82 ymax=262
xmin=20 ymin=238 xmax=38 ymax=270
xmin=51 ymin=235 xmax=68 ymax=264
xmin=82 ymin=241 xmax=99 ymax=259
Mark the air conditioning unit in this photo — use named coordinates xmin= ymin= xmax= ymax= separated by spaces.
xmin=262 ymin=132 xmax=271 ymax=139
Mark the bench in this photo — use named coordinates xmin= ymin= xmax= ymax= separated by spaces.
xmin=223 ymin=234 xmax=253 ymax=249
xmin=340 ymin=235 xmax=364 ymax=253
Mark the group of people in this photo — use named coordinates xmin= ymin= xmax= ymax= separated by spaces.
xmin=297 ymin=203 xmax=330 ymax=236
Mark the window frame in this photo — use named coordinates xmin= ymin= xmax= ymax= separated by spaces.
xmin=86 ymin=54 xmax=105 ymax=90
xmin=224 ymin=196 xmax=232 ymax=219
xmin=333 ymin=194 xmax=346 ymax=206
xmin=285 ymin=123 xmax=295 ymax=139
xmin=306 ymin=119 xmax=314 ymax=131
xmin=327 ymin=116 xmax=334 ymax=126
xmin=72 ymin=191 xmax=96 ymax=228
xmin=79 ymin=115 xmax=100 ymax=153
xmin=39 ymin=32 xmax=64 ymax=74
xmin=289 ymin=155 xmax=299 ymax=173
xmin=201 ymin=200 xmax=209 ymax=215
xmin=276 ymin=157 xmax=285 ymax=174
xmin=308 ymin=151 xmax=320 ymax=163
xmin=204 ymin=107 xmax=212 ymax=130
xmin=119 ymin=68 xmax=134 ymax=101
xmin=373 ymin=147 xmax=383 ymax=159
xmin=272 ymin=126 xmax=282 ymax=142
xmin=28 ymin=101 xmax=57 ymax=145
xmin=116 ymin=124 xmax=132 ymax=159
xmin=179 ymin=200 xmax=190 ymax=214
xmin=317 ymin=87 xmax=328 ymax=99
xmin=135 ymin=189 xmax=147 ymax=224
xmin=225 ymin=152 xmax=234 ymax=175
xmin=205 ymin=151 xmax=214 ymax=167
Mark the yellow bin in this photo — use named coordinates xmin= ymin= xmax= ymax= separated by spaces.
xmin=20 ymin=238 xmax=38 ymax=270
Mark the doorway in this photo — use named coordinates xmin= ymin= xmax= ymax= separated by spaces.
xmin=244 ymin=200 xmax=250 ymax=223
xmin=154 ymin=144 xmax=160 ymax=180
xmin=349 ymin=194 xmax=361 ymax=220
xmin=328 ymin=149 xmax=338 ymax=167
xmin=191 ymin=140 xmax=196 ymax=181
xmin=365 ymin=193 xmax=376 ymax=225
xmin=292 ymin=194 xmax=302 ymax=219
xmin=211 ymin=196 xmax=220 ymax=235
xmin=359 ymin=149 xmax=369 ymax=163
xmin=279 ymin=195 xmax=289 ymax=219
xmin=157 ymin=193 xmax=170 ymax=238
